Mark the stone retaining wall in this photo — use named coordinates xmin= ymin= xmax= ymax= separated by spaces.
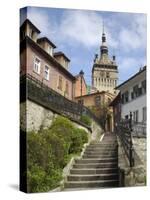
xmin=20 ymin=100 xmax=103 ymax=140
xmin=117 ymin=136 xmax=146 ymax=187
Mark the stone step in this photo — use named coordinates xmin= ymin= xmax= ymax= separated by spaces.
xmin=84 ymin=151 xmax=117 ymax=156
xmin=83 ymin=155 xmax=118 ymax=159
xmin=73 ymin=162 xmax=118 ymax=169
xmin=64 ymin=180 xmax=119 ymax=188
xmin=89 ymin=144 xmax=117 ymax=147
xmin=67 ymin=174 xmax=119 ymax=181
xmin=70 ymin=168 xmax=119 ymax=175
xmin=75 ymin=158 xmax=118 ymax=164
xmin=84 ymin=150 xmax=117 ymax=154
xmin=85 ymin=148 xmax=117 ymax=152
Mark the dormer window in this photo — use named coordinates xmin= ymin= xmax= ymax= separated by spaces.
xmin=20 ymin=19 xmax=41 ymax=42
xmin=29 ymin=29 xmax=35 ymax=39
xmin=47 ymin=46 xmax=53 ymax=56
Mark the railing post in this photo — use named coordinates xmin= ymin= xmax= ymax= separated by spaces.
xmin=129 ymin=111 xmax=134 ymax=167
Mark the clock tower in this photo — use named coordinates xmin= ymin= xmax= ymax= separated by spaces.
xmin=92 ymin=29 xmax=118 ymax=94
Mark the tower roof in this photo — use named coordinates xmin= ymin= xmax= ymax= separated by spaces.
xmin=95 ymin=27 xmax=116 ymax=66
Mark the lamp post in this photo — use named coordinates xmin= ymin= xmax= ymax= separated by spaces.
xmin=79 ymin=70 xmax=84 ymax=115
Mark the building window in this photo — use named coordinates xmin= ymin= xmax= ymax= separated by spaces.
xmin=95 ymin=96 xmax=101 ymax=106
xmin=33 ymin=57 xmax=41 ymax=74
xmin=142 ymin=107 xmax=146 ymax=122
xmin=65 ymin=81 xmax=69 ymax=95
xmin=122 ymin=91 xmax=129 ymax=103
xmin=133 ymin=110 xmax=139 ymax=122
xmin=47 ymin=46 xmax=53 ymax=56
xmin=78 ymin=99 xmax=84 ymax=105
xmin=58 ymin=76 xmax=63 ymax=90
xmin=44 ymin=65 xmax=49 ymax=80
xmin=142 ymin=80 xmax=146 ymax=94
xmin=121 ymin=93 xmax=125 ymax=104
xmin=133 ymin=85 xmax=139 ymax=98
xmin=131 ymin=91 xmax=134 ymax=100
xmin=29 ymin=29 xmax=34 ymax=39
xmin=135 ymin=110 xmax=139 ymax=122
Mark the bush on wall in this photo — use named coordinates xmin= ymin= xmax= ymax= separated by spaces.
xmin=27 ymin=116 xmax=88 ymax=193
xmin=80 ymin=115 xmax=92 ymax=126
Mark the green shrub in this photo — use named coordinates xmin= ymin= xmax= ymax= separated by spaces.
xmin=26 ymin=116 xmax=88 ymax=193
xmin=69 ymin=128 xmax=88 ymax=153
xmin=80 ymin=115 xmax=92 ymax=126
xmin=78 ymin=128 xmax=88 ymax=144
xmin=27 ymin=131 xmax=62 ymax=193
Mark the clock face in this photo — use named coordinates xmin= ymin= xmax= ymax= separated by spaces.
xmin=100 ymin=71 xmax=104 ymax=77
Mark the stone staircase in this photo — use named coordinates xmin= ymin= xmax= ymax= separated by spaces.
xmin=63 ymin=133 xmax=119 ymax=190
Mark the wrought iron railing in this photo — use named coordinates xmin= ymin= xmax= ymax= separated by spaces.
xmin=132 ymin=121 xmax=146 ymax=138
xmin=116 ymin=112 xmax=134 ymax=167
xmin=20 ymin=74 xmax=102 ymax=127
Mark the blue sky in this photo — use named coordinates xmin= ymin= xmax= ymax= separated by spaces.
xmin=20 ymin=7 xmax=147 ymax=86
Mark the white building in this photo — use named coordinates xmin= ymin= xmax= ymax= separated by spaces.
xmin=116 ymin=66 xmax=146 ymax=122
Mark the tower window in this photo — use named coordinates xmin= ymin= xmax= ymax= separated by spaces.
xmin=106 ymin=72 xmax=110 ymax=78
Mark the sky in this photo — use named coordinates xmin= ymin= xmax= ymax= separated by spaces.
xmin=20 ymin=6 xmax=147 ymax=86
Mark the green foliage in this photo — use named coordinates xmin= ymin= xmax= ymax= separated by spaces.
xmin=80 ymin=115 xmax=92 ymax=126
xmin=27 ymin=116 xmax=88 ymax=193
xmin=69 ymin=128 xmax=88 ymax=153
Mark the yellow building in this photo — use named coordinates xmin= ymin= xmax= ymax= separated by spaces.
xmin=75 ymin=91 xmax=115 ymax=132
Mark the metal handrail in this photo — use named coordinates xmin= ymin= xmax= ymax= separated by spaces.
xmin=116 ymin=112 xmax=134 ymax=167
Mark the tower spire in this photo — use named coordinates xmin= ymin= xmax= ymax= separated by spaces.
xmin=100 ymin=21 xmax=108 ymax=55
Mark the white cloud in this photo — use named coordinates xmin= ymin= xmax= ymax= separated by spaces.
xmin=59 ymin=10 xmax=120 ymax=49
xmin=58 ymin=10 xmax=102 ymax=47
xmin=118 ymin=56 xmax=146 ymax=83
xmin=24 ymin=8 xmax=146 ymax=54
xmin=27 ymin=8 xmax=57 ymax=38
xmin=118 ymin=14 xmax=147 ymax=52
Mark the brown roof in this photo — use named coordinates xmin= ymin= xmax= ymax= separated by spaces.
xmin=37 ymin=37 xmax=56 ymax=48
xmin=20 ymin=36 xmax=75 ymax=81
xmin=75 ymin=90 xmax=115 ymax=99
xmin=109 ymin=93 xmax=121 ymax=106
xmin=54 ymin=51 xmax=70 ymax=62
xmin=20 ymin=19 xmax=41 ymax=33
